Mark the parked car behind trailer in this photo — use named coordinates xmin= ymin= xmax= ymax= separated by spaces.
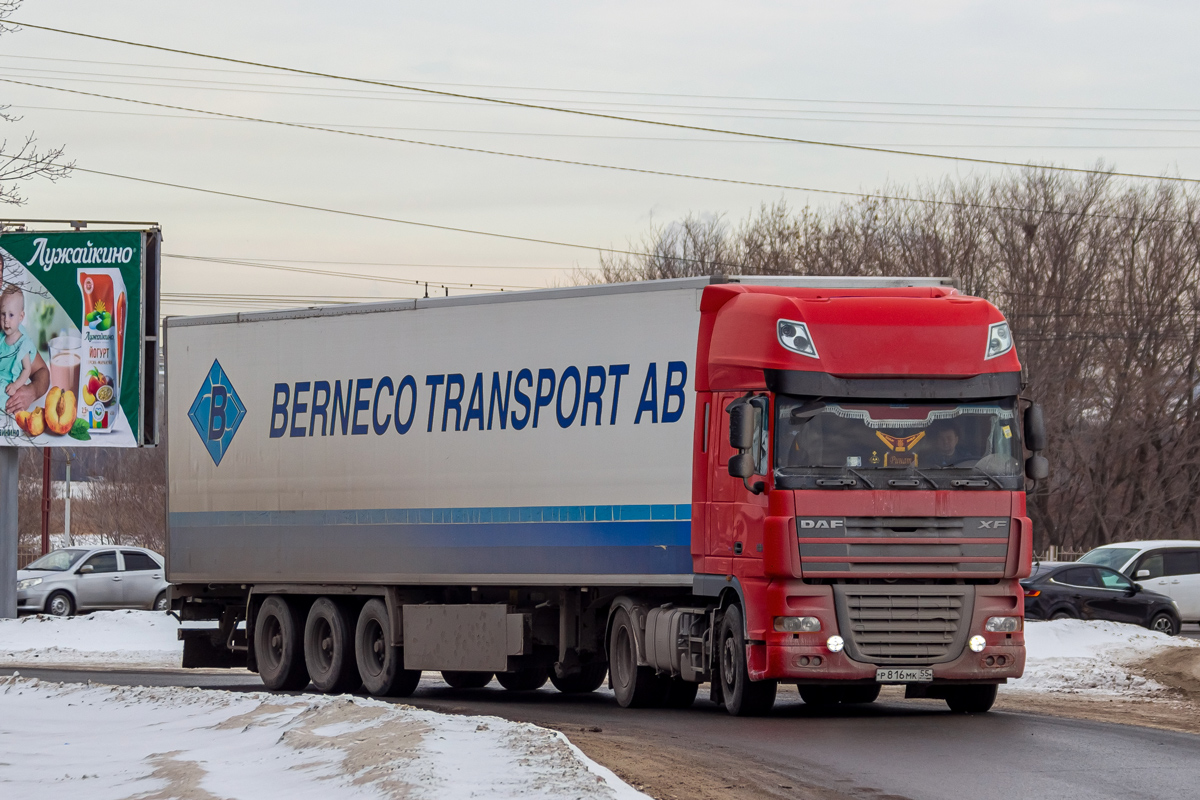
xmin=16 ymin=547 xmax=169 ymax=616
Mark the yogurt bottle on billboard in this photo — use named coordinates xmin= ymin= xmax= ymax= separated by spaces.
xmin=78 ymin=269 xmax=127 ymax=432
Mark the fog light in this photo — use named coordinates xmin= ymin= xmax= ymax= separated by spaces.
xmin=985 ymin=616 xmax=1022 ymax=633
xmin=775 ymin=616 xmax=821 ymax=633
xmin=826 ymin=635 xmax=845 ymax=653
xmin=968 ymin=635 xmax=986 ymax=653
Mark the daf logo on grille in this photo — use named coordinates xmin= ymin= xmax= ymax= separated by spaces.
xmin=798 ymin=518 xmax=844 ymax=529
xmin=978 ymin=520 xmax=1008 ymax=529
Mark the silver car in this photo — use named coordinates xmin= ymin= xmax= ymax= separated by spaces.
xmin=16 ymin=546 xmax=169 ymax=616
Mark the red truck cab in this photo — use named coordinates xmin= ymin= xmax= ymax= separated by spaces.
xmin=691 ymin=282 xmax=1036 ymax=712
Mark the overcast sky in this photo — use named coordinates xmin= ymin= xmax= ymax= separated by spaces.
xmin=1 ymin=1 xmax=1197 ymax=314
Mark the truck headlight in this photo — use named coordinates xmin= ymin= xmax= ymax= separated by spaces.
xmin=826 ymin=635 xmax=845 ymax=653
xmin=774 ymin=616 xmax=821 ymax=633
xmin=778 ymin=319 xmax=819 ymax=359
xmin=985 ymin=616 xmax=1022 ymax=633
xmin=968 ymin=635 xmax=987 ymax=652
xmin=17 ymin=577 xmax=42 ymax=591
xmin=985 ymin=321 xmax=1013 ymax=360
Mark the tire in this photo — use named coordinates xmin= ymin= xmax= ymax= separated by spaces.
xmin=442 ymin=671 xmax=495 ymax=689
xmin=254 ymin=596 xmax=310 ymax=691
xmin=550 ymin=662 xmax=608 ymax=694
xmin=355 ymin=599 xmax=421 ymax=697
xmin=153 ymin=592 xmax=168 ymax=612
xmin=945 ymin=684 xmax=998 ymax=713
xmin=1050 ymin=610 xmax=1075 ymax=621
xmin=608 ymin=607 xmax=666 ymax=708
xmin=1149 ymin=612 xmax=1180 ymax=636
xmin=497 ymin=667 xmax=549 ymax=691
xmin=304 ymin=597 xmax=360 ymax=694
xmin=662 ymin=677 xmax=699 ymax=709
xmin=44 ymin=590 xmax=74 ymax=617
xmin=717 ymin=605 xmax=776 ymax=716
xmin=841 ymin=684 xmax=881 ymax=704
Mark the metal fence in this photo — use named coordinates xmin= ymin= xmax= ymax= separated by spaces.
xmin=17 ymin=543 xmax=40 ymax=569
xmin=1035 ymin=546 xmax=1087 ymax=563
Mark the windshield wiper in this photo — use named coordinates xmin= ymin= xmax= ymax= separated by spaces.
xmin=964 ymin=465 xmax=1003 ymax=489
xmin=845 ymin=467 xmax=875 ymax=489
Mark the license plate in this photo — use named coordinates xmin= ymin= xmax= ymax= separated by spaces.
xmin=876 ymin=668 xmax=933 ymax=683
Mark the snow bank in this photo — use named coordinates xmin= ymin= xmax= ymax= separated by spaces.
xmin=1011 ymin=619 xmax=1199 ymax=696
xmin=0 ymin=675 xmax=648 ymax=800
xmin=0 ymin=610 xmax=182 ymax=668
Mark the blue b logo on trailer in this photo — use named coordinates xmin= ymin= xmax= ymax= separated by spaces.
xmin=189 ymin=359 xmax=246 ymax=466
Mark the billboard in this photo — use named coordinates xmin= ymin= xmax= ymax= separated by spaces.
xmin=0 ymin=228 xmax=159 ymax=447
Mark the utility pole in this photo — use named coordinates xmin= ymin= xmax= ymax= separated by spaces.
xmin=40 ymin=448 xmax=50 ymax=555
xmin=0 ymin=447 xmax=17 ymax=618
xmin=63 ymin=452 xmax=73 ymax=547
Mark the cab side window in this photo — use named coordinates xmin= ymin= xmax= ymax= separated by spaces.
xmin=122 ymin=551 xmax=160 ymax=571
xmin=81 ymin=551 xmax=118 ymax=574
xmin=1137 ymin=554 xmax=1164 ymax=579
xmin=1056 ymin=567 xmax=1100 ymax=588
xmin=1163 ymin=550 xmax=1200 ymax=577
xmin=1098 ymin=568 xmax=1132 ymax=591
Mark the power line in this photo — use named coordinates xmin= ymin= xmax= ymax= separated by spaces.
xmin=165 ymin=252 xmax=580 ymax=271
xmin=10 ymin=65 xmax=1200 ymax=127
xmin=6 ymin=78 xmax=1189 ymax=226
xmin=4 ymin=52 xmax=1200 ymax=115
xmin=163 ymin=253 xmax=543 ymax=289
xmin=10 ymin=18 xmax=1199 ymax=185
xmin=19 ymin=104 xmax=1200 ymax=149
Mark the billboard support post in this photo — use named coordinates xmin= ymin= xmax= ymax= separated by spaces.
xmin=0 ymin=446 xmax=16 ymax=618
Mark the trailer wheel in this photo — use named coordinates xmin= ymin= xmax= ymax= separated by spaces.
xmin=497 ymin=667 xmax=548 ymax=691
xmin=550 ymin=662 xmax=608 ymax=694
xmin=944 ymin=684 xmax=998 ymax=713
xmin=442 ymin=671 xmax=494 ymax=689
xmin=255 ymin=596 xmax=310 ymax=691
xmin=355 ymin=599 xmax=421 ymax=697
xmin=305 ymin=597 xmax=361 ymax=694
xmin=718 ymin=605 xmax=776 ymax=716
xmin=608 ymin=607 xmax=665 ymax=708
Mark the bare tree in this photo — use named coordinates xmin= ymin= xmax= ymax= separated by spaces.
xmin=0 ymin=2 xmax=72 ymax=206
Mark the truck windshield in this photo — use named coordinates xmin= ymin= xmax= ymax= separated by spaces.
xmin=774 ymin=397 xmax=1023 ymax=490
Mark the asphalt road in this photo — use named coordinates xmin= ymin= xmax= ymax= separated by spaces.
xmin=3 ymin=666 xmax=1197 ymax=800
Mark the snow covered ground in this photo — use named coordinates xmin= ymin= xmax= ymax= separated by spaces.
xmin=0 ymin=610 xmax=181 ymax=668
xmin=0 ymin=674 xmax=648 ymax=800
xmin=1011 ymin=619 xmax=1199 ymax=696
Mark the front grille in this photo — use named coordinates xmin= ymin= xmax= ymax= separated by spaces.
xmin=833 ymin=585 xmax=973 ymax=665
xmin=798 ymin=516 xmax=1010 ymax=578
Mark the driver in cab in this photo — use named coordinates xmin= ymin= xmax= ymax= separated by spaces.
xmin=928 ymin=423 xmax=968 ymax=467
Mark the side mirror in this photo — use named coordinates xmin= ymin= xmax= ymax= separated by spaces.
xmin=1025 ymin=454 xmax=1048 ymax=480
xmin=79 ymin=564 xmax=94 ymax=574
xmin=728 ymin=453 xmax=755 ymax=479
xmin=1131 ymin=582 xmax=1144 ymax=594
xmin=1024 ymin=403 xmax=1047 ymax=452
xmin=1136 ymin=569 xmax=1150 ymax=579
xmin=728 ymin=401 xmax=756 ymax=451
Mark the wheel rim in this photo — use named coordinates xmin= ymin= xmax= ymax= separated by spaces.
xmin=262 ymin=614 xmax=284 ymax=672
xmin=721 ymin=629 xmax=738 ymax=693
xmin=364 ymin=618 xmax=386 ymax=676
xmin=48 ymin=595 xmax=69 ymax=616
xmin=313 ymin=617 xmax=334 ymax=672
xmin=1152 ymin=616 xmax=1174 ymax=633
xmin=155 ymin=595 xmax=167 ymax=611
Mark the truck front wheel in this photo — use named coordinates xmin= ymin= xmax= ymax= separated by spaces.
xmin=718 ymin=605 xmax=776 ymax=716
xmin=356 ymin=599 xmax=421 ymax=697
xmin=944 ymin=684 xmax=998 ymax=713
xmin=550 ymin=662 xmax=608 ymax=694
xmin=305 ymin=597 xmax=361 ymax=694
xmin=255 ymin=596 xmax=310 ymax=691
